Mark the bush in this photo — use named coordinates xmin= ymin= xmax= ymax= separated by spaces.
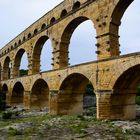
xmin=2 ymin=111 xmax=12 ymax=119
xmin=136 ymin=96 xmax=140 ymax=105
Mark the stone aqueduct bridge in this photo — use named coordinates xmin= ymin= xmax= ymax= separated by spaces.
xmin=0 ymin=0 xmax=138 ymax=120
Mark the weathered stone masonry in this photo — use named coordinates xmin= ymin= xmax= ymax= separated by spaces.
xmin=1 ymin=0 xmax=139 ymax=120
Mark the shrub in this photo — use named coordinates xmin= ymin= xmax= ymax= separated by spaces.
xmin=2 ymin=111 xmax=12 ymax=119
xmin=136 ymin=96 xmax=140 ymax=105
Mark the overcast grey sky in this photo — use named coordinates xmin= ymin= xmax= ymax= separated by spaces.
xmin=0 ymin=0 xmax=140 ymax=71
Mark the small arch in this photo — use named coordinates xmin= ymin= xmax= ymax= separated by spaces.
xmin=5 ymin=50 xmax=7 ymax=54
xmin=50 ymin=17 xmax=56 ymax=24
xmin=41 ymin=23 xmax=46 ymax=30
xmin=11 ymin=45 xmax=13 ymax=50
xmin=34 ymin=29 xmax=38 ymax=35
xmin=11 ymin=82 xmax=24 ymax=107
xmin=31 ymin=79 xmax=49 ymax=110
xmin=14 ymin=42 xmax=17 ymax=47
xmin=18 ymin=40 xmax=21 ymax=45
xmin=28 ymin=33 xmax=31 ymax=39
xmin=23 ymin=36 xmax=26 ymax=42
xmin=60 ymin=9 xmax=67 ymax=18
xmin=72 ymin=1 xmax=81 ymax=10
xmin=58 ymin=73 xmax=96 ymax=115
xmin=8 ymin=48 xmax=10 ymax=52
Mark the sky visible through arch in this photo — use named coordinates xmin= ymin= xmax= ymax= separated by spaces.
xmin=0 ymin=0 xmax=140 ymax=71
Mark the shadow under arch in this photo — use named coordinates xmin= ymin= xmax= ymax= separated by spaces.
xmin=32 ymin=36 xmax=52 ymax=74
xmin=30 ymin=79 xmax=49 ymax=110
xmin=13 ymin=48 xmax=28 ymax=78
xmin=2 ymin=84 xmax=8 ymax=93
xmin=60 ymin=16 xmax=96 ymax=67
xmin=58 ymin=73 xmax=96 ymax=115
xmin=11 ymin=82 xmax=24 ymax=107
xmin=0 ymin=84 xmax=8 ymax=110
xmin=3 ymin=56 xmax=10 ymax=80
xmin=112 ymin=64 xmax=140 ymax=119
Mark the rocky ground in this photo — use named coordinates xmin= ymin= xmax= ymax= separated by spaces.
xmin=0 ymin=107 xmax=139 ymax=140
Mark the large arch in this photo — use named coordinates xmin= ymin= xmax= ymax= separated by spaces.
xmin=13 ymin=48 xmax=28 ymax=77
xmin=119 ymin=0 xmax=140 ymax=54
xmin=59 ymin=16 xmax=96 ymax=67
xmin=32 ymin=36 xmax=52 ymax=74
xmin=58 ymin=73 xmax=96 ymax=115
xmin=31 ymin=79 xmax=49 ymax=110
xmin=109 ymin=0 xmax=134 ymax=54
xmin=112 ymin=64 xmax=140 ymax=119
xmin=11 ymin=82 xmax=24 ymax=107
xmin=3 ymin=56 xmax=10 ymax=80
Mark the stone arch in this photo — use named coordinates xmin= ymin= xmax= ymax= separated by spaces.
xmin=32 ymin=36 xmax=52 ymax=74
xmin=108 ymin=0 xmax=134 ymax=55
xmin=30 ymin=79 xmax=49 ymax=110
xmin=111 ymin=64 xmax=140 ymax=119
xmin=18 ymin=40 xmax=21 ymax=45
xmin=11 ymin=45 xmax=13 ymax=50
xmin=28 ymin=33 xmax=31 ymax=39
xmin=113 ymin=64 xmax=140 ymax=93
xmin=11 ymin=82 xmax=24 ymax=107
xmin=23 ymin=36 xmax=26 ymax=42
xmin=72 ymin=1 xmax=81 ymax=10
xmin=58 ymin=73 xmax=96 ymax=115
xmin=109 ymin=59 xmax=140 ymax=89
xmin=13 ymin=48 xmax=29 ymax=77
xmin=59 ymin=16 xmax=95 ymax=67
xmin=14 ymin=42 xmax=17 ymax=48
xmin=34 ymin=29 xmax=38 ymax=35
xmin=50 ymin=17 xmax=56 ymax=24
xmin=3 ymin=56 xmax=10 ymax=80
xmin=60 ymin=9 xmax=67 ymax=18
xmin=41 ymin=23 xmax=46 ymax=30
xmin=111 ymin=0 xmax=134 ymax=25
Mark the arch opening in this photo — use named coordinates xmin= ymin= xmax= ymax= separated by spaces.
xmin=11 ymin=82 xmax=24 ymax=107
xmin=32 ymin=36 xmax=53 ymax=73
xmin=41 ymin=24 xmax=46 ymax=30
xmin=3 ymin=56 xmax=10 ymax=80
xmin=113 ymin=64 xmax=140 ymax=119
xmin=60 ymin=17 xmax=96 ymax=67
xmin=60 ymin=9 xmax=67 ymax=18
xmin=119 ymin=0 xmax=140 ymax=55
xmin=58 ymin=73 xmax=96 ymax=115
xmin=13 ymin=49 xmax=28 ymax=77
xmin=31 ymin=79 xmax=49 ymax=110
xmin=50 ymin=17 xmax=56 ymax=24
xmin=72 ymin=1 xmax=81 ymax=10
